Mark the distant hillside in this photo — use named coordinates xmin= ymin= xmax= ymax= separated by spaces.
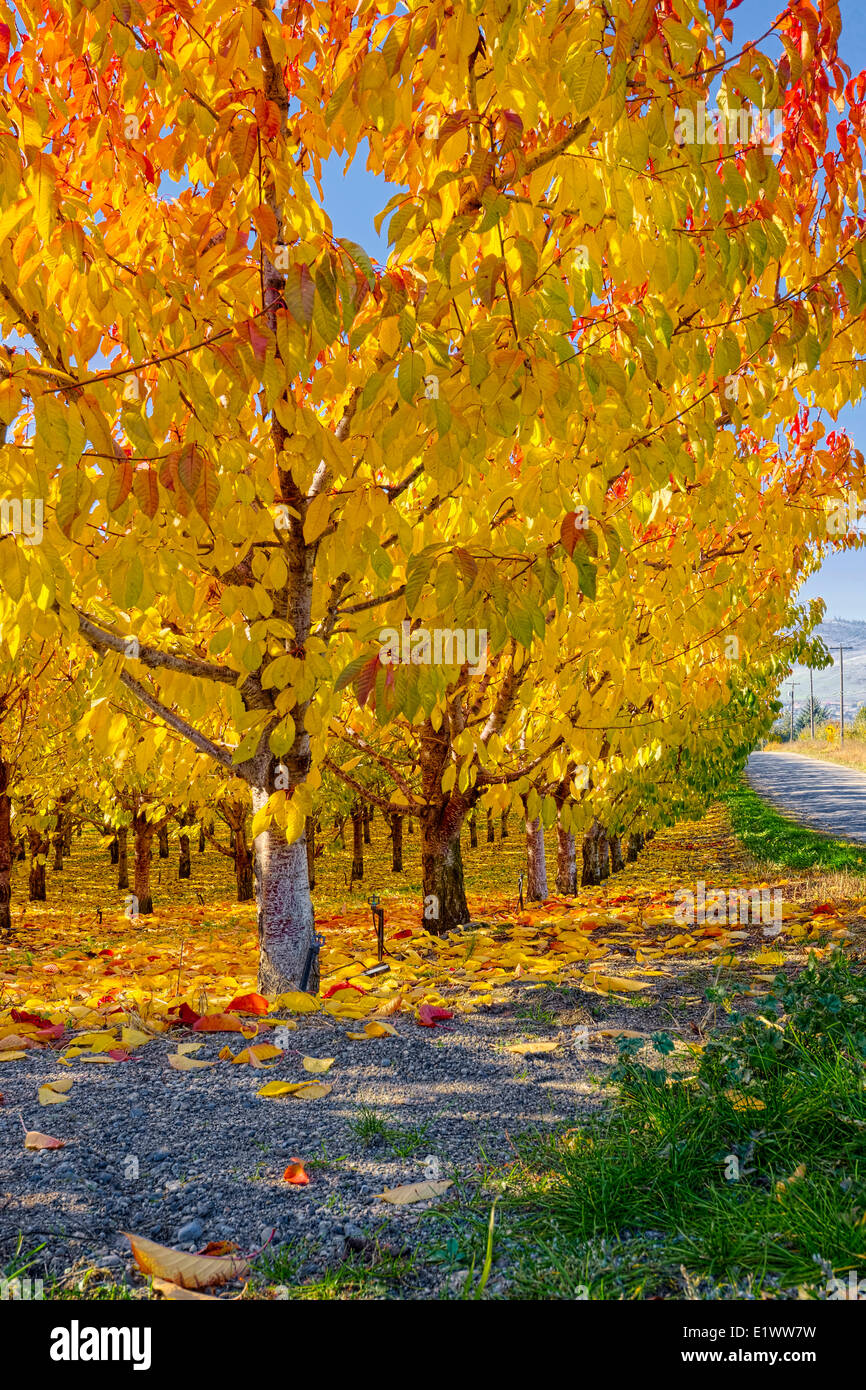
xmin=788 ymin=619 xmax=866 ymax=721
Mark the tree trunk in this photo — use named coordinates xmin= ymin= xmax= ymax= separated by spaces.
xmin=626 ymin=831 xmax=643 ymax=862
xmin=555 ymin=822 xmax=577 ymax=895
xmin=500 ymin=809 xmax=509 ymax=839
xmin=52 ymin=815 xmax=65 ymax=871
xmin=15 ymin=836 xmax=25 ymax=862
xmin=609 ymin=834 xmax=624 ymax=874
xmin=486 ymin=807 xmax=495 ymax=843
xmin=117 ymin=826 xmax=129 ymax=891
xmin=350 ymin=807 xmax=364 ymax=881
xmin=109 ymin=835 xmax=119 ymax=865
xmin=0 ymin=759 xmax=11 ymax=934
xmin=251 ymin=784 xmax=317 ymax=995
xmin=157 ymin=824 xmax=169 ymax=859
xmin=390 ymin=812 xmax=403 ymax=872
xmin=581 ymin=820 xmax=610 ymax=887
xmin=525 ymin=817 xmax=548 ymax=901
xmin=178 ymin=830 xmax=191 ymax=879
xmin=27 ymin=828 xmax=47 ymax=901
xmin=362 ymin=805 xmax=371 ymax=844
xmin=420 ymin=807 xmax=469 ymax=933
xmin=198 ymin=824 xmax=206 ymax=853
xmin=305 ymin=814 xmax=316 ymax=892
xmin=236 ymin=832 xmax=254 ymax=902
xmin=133 ymin=816 xmax=153 ymax=915
xmin=469 ymin=813 xmax=478 ymax=849
xmin=407 ymin=817 xmax=414 ymax=835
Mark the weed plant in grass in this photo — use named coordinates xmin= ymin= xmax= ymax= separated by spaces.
xmin=504 ymin=951 xmax=866 ymax=1299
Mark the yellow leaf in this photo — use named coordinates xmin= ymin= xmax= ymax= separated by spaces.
xmin=505 ymin=1040 xmax=559 ymax=1054
xmin=24 ymin=1130 xmax=65 ymax=1150
xmin=583 ymin=973 xmax=651 ymax=994
xmin=302 ymin=1056 xmax=335 ymax=1073
xmin=124 ymin=1233 xmax=249 ymax=1289
xmin=168 ymin=1053 xmax=215 ymax=1071
xmin=257 ymin=1080 xmax=332 ymax=1099
xmin=38 ymin=1077 xmax=73 ymax=1105
xmin=271 ymin=992 xmax=321 ymax=1014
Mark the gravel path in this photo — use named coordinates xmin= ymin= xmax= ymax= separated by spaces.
xmin=746 ymin=750 xmax=866 ymax=843
xmin=0 ymin=979 xmax=613 ymax=1296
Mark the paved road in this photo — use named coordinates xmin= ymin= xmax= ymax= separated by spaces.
xmin=746 ymin=750 xmax=866 ymax=844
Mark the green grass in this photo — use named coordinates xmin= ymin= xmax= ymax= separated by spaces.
xmin=348 ymin=1105 xmax=432 ymax=1158
xmin=726 ymin=781 xmax=866 ymax=874
xmin=497 ymin=951 xmax=866 ymax=1299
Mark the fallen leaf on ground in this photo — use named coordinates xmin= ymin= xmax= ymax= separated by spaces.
xmin=124 ymin=1232 xmax=250 ymax=1289
xmin=38 ymin=1077 xmax=74 ymax=1105
xmin=416 ymin=1005 xmax=454 ymax=1028
xmin=231 ymin=1043 xmax=282 ymax=1066
xmin=583 ymin=973 xmax=651 ymax=994
xmin=168 ymin=1053 xmax=215 ymax=1071
xmin=505 ymin=1040 xmax=559 ymax=1054
xmin=192 ymin=1013 xmax=244 ymax=1033
xmin=176 ymin=1041 xmax=205 ymax=1055
xmin=282 ymin=1160 xmax=310 ymax=1184
xmin=257 ymin=1079 xmax=332 ymax=1099
xmin=0 ymin=1051 xmax=28 ymax=1062
xmin=376 ymin=1180 xmax=453 ymax=1205
xmin=724 ymin=1090 xmax=766 ymax=1111
xmin=225 ymin=992 xmax=269 ymax=1015
xmin=301 ymin=1056 xmax=335 ymax=1073
xmin=346 ymin=1021 xmax=398 ymax=1040
xmin=151 ymin=1277 xmax=218 ymax=1300
xmin=24 ymin=1130 xmax=64 ymax=1149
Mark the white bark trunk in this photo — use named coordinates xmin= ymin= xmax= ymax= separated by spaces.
xmin=252 ymin=785 xmax=317 ymax=994
xmin=526 ymin=816 xmax=548 ymax=901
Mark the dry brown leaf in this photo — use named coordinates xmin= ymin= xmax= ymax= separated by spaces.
xmin=376 ymin=1180 xmax=452 ymax=1205
xmin=124 ymin=1232 xmax=250 ymax=1289
xmin=24 ymin=1130 xmax=65 ymax=1150
xmin=151 ymin=1276 xmax=218 ymax=1300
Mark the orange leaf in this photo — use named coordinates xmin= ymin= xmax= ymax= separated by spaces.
xmin=282 ymin=1160 xmax=310 ymax=1185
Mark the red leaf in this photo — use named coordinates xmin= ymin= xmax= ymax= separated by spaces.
xmin=11 ymin=1009 xmax=49 ymax=1025
xmin=107 ymin=1049 xmax=136 ymax=1061
xmin=34 ymin=1024 xmax=65 ymax=1042
xmin=178 ymin=442 xmax=202 ymax=495
xmin=0 ymin=24 xmax=10 ymax=66
xmin=244 ymin=316 xmax=270 ymax=363
xmin=106 ymin=456 xmax=133 ymax=512
xmin=133 ymin=466 xmax=159 ymax=520
xmin=560 ymin=510 xmax=589 ymax=557
xmin=168 ymin=1002 xmax=201 ymax=1026
xmin=354 ymin=655 xmax=380 ymax=709
xmin=282 ymin=1160 xmax=310 ymax=1185
xmin=417 ymin=1005 xmax=454 ymax=1028
xmin=392 ymin=928 xmax=413 ymax=940
xmin=322 ymin=982 xmax=365 ymax=999
xmin=254 ymin=96 xmax=281 ymax=139
xmin=225 ymin=992 xmax=269 ymax=1016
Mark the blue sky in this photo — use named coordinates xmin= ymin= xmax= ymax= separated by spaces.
xmin=314 ymin=0 xmax=866 ymax=621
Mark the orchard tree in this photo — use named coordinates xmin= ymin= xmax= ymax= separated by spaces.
xmin=1 ymin=0 xmax=865 ymax=985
